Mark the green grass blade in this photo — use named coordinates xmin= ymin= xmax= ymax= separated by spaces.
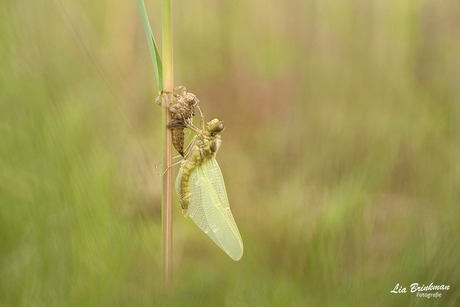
xmin=137 ymin=0 xmax=163 ymax=91
xmin=151 ymin=35 xmax=163 ymax=91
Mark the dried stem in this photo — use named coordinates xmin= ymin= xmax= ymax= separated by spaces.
xmin=162 ymin=0 xmax=173 ymax=289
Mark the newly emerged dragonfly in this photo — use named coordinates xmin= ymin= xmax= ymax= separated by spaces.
xmin=176 ymin=118 xmax=243 ymax=261
xmin=156 ymin=86 xmax=201 ymax=156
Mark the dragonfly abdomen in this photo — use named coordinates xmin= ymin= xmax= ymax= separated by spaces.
xmin=176 ymin=129 xmax=221 ymax=215
xmin=177 ymin=168 xmax=191 ymax=212
xmin=176 ymin=153 xmax=200 ymax=214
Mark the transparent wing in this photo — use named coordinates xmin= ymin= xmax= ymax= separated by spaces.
xmin=187 ymin=159 xmax=243 ymax=261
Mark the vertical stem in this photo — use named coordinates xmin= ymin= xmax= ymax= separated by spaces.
xmin=162 ymin=0 xmax=173 ymax=289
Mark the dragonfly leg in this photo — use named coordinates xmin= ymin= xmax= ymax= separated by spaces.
xmin=154 ymin=154 xmax=182 ymax=169
xmin=183 ymin=137 xmax=197 ymax=159
xmin=155 ymin=90 xmax=181 ymax=108
xmin=184 ymin=128 xmax=192 ymax=139
xmin=185 ymin=119 xmax=203 ymax=136
xmin=197 ymin=105 xmax=205 ymax=131
xmin=155 ymin=91 xmax=170 ymax=108
xmin=158 ymin=159 xmax=183 ymax=176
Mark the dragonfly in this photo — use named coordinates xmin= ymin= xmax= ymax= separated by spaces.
xmin=156 ymin=86 xmax=201 ymax=156
xmin=176 ymin=117 xmax=243 ymax=261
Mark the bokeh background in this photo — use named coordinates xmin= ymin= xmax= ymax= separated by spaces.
xmin=1 ymin=0 xmax=459 ymax=305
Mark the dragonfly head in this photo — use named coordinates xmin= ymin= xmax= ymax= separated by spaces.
xmin=206 ymin=118 xmax=225 ymax=135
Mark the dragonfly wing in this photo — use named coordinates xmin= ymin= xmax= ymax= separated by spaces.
xmin=188 ymin=159 xmax=243 ymax=261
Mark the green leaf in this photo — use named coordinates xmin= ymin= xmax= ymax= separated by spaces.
xmin=137 ymin=0 xmax=163 ymax=92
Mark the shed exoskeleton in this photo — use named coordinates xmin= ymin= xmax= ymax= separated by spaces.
xmin=156 ymin=86 xmax=202 ymax=156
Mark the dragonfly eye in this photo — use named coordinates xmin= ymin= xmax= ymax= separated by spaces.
xmin=206 ymin=118 xmax=225 ymax=134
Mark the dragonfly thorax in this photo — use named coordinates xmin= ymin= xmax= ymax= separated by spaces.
xmin=196 ymin=134 xmax=222 ymax=161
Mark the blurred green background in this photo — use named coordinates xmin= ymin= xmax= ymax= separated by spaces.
xmin=1 ymin=0 xmax=459 ymax=306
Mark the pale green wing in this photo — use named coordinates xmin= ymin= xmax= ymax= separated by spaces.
xmin=188 ymin=159 xmax=243 ymax=261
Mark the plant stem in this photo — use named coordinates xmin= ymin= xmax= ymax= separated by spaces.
xmin=162 ymin=0 xmax=173 ymax=290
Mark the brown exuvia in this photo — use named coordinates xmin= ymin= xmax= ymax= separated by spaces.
xmin=156 ymin=86 xmax=201 ymax=156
